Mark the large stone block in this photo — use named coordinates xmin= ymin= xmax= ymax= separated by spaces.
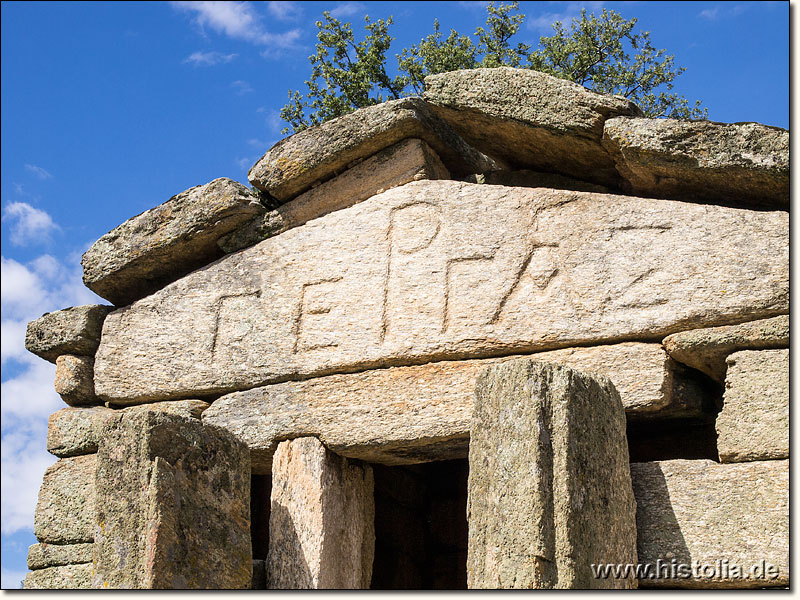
xmin=220 ymin=138 xmax=450 ymax=253
xmin=631 ymin=459 xmax=788 ymax=588
xmin=24 ymin=563 xmax=93 ymax=589
xmin=467 ymin=360 xmax=637 ymax=589
xmin=92 ymin=411 xmax=251 ymax=589
xmin=93 ymin=180 xmax=788 ymax=405
xmin=248 ymin=97 xmax=493 ymax=201
xmin=27 ymin=542 xmax=94 ymax=570
xmin=267 ymin=437 xmax=374 ymax=589
xmin=47 ymin=401 xmax=210 ymax=458
xmin=82 ymin=178 xmax=266 ymax=306
xmin=423 ymin=67 xmax=641 ymax=188
xmin=54 ymin=355 xmax=98 ymax=406
xmin=663 ymin=315 xmax=788 ymax=382
xmin=603 ymin=117 xmax=789 ymax=208
xmin=204 ymin=342 xmax=706 ymax=473
xmin=25 ymin=305 xmax=112 ymax=363
xmin=34 ymin=455 xmax=96 ymax=544
xmin=716 ymin=349 xmax=788 ymax=463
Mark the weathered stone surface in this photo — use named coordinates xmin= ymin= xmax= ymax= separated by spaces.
xmin=248 ymin=98 xmax=494 ymax=201
xmin=94 ymin=181 xmax=788 ymax=405
xmin=221 ymin=138 xmax=450 ymax=254
xmin=663 ymin=315 xmax=788 ymax=382
xmin=54 ymin=355 xmax=98 ymax=406
xmin=34 ymin=455 xmax=96 ymax=544
xmin=716 ymin=349 xmax=788 ymax=463
xmin=24 ymin=563 xmax=93 ymax=589
xmin=631 ymin=459 xmax=788 ymax=588
xmin=27 ymin=542 xmax=93 ymax=569
xmin=25 ymin=305 xmax=112 ymax=363
xmin=82 ymin=178 xmax=266 ymax=306
xmin=477 ymin=169 xmax=609 ymax=193
xmin=423 ymin=67 xmax=641 ymax=188
xmin=267 ymin=437 xmax=374 ymax=589
xmin=603 ymin=117 xmax=789 ymax=208
xmin=93 ymin=411 xmax=251 ymax=589
xmin=204 ymin=343 xmax=703 ymax=473
xmin=467 ymin=360 xmax=637 ymax=589
xmin=47 ymin=401 xmax=210 ymax=458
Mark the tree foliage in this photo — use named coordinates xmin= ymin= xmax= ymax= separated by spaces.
xmin=528 ymin=9 xmax=707 ymax=119
xmin=281 ymin=2 xmax=706 ymax=133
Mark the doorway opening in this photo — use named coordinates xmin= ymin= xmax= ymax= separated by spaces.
xmin=371 ymin=459 xmax=469 ymax=590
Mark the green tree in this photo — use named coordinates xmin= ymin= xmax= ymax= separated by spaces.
xmin=281 ymin=3 xmax=705 ymax=133
xmin=527 ymin=8 xmax=707 ymax=119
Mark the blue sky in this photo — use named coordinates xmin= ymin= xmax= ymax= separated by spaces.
xmin=0 ymin=0 xmax=789 ymax=588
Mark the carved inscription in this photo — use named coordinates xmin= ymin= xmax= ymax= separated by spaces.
xmin=382 ymin=201 xmax=565 ymax=340
xmin=294 ymin=278 xmax=344 ymax=353
xmin=211 ymin=291 xmax=262 ymax=364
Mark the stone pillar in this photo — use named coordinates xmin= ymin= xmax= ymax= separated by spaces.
xmin=267 ymin=437 xmax=375 ymax=589
xmin=92 ymin=411 xmax=252 ymax=589
xmin=467 ymin=360 xmax=637 ymax=589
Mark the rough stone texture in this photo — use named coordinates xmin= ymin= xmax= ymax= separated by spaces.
xmin=92 ymin=411 xmax=251 ymax=589
xmin=477 ymin=169 xmax=609 ymax=193
xmin=248 ymin=97 xmax=494 ymax=201
xmin=34 ymin=455 xmax=96 ymax=544
xmin=467 ymin=360 xmax=637 ymax=589
xmin=252 ymin=560 xmax=266 ymax=590
xmin=47 ymin=401 xmax=210 ymax=458
xmin=221 ymin=138 xmax=450 ymax=253
xmin=267 ymin=437 xmax=374 ymax=589
xmin=27 ymin=542 xmax=94 ymax=569
xmin=716 ymin=349 xmax=788 ymax=463
xmin=423 ymin=67 xmax=641 ymax=188
xmin=82 ymin=178 xmax=266 ymax=306
xmin=54 ymin=355 xmax=98 ymax=406
xmin=204 ymin=343 xmax=703 ymax=473
xmin=25 ymin=305 xmax=112 ymax=363
xmin=662 ymin=315 xmax=788 ymax=382
xmin=603 ymin=117 xmax=789 ymax=208
xmin=24 ymin=563 xmax=93 ymax=589
xmin=94 ymin=180 xmax=788 ymax=405
xmin=631 ymin=459 xmax=788 ymax=588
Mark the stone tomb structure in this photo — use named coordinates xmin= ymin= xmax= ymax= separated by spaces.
xmin=23 ymin=68 xmax=788 ymax=589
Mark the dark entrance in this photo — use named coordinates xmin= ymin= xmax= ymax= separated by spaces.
xmin=371 ymin=459 xmax=469 ymax=590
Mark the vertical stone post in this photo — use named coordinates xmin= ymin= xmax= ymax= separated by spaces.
xmin=467 ymin=360 xmax=637 ymax=589
xmin=93 ymin=411 xmax=252 ymax=589
xmin=267 ymin=436 xmax=375 ymax=589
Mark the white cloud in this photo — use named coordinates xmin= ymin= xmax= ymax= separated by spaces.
xmin=171 ymin=1 xmax=303 ymax=52
xmin=265 ymin=109 xmax=283 ymax=133
xmin=329 ymin=2 xmax=366 ymax=18
xmin=183 ymin=50 xmax=238 ymax=65
xmin=236 ymin=156 xmax=256 ymax=170
xmin=231 ymin=79 xmax=254 ymax=95
xmin=699 ymin=4 xmax=750 ymax=20
xmin=247 ymin=138 xmax=268 ymax=147
xmin=699 ymin=7 xmax=719 ymax=19
xmin=1 ymin=254 xmax=103 ymax=365
xmin=266 ymin=1 xmax=303 ymax=21
xmin=458 ymin=1 xmax=488 ymax=11
xmin=1 ymin=250 xmax=104 ymax=538
xmin=1 ymin=568 xmax=29 ymax=589
xmin=24 ymin=163 xmax=52 ymax=180
xmin=0 ymin=393 xmax=58 ymax=536
xmin=527 ymin=1 xmax=607 ymax=32
xmin=2 ymin=202 xmax=60 ymax=246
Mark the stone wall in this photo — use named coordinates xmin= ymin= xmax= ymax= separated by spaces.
xmin=23 ymin=67 xmax=788 ymax=589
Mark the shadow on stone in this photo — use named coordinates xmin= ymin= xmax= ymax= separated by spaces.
xmin=631 ymin=463 xmax=692 ymax=588
xmin=266 ymin=502 xmax=314 ymax=589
